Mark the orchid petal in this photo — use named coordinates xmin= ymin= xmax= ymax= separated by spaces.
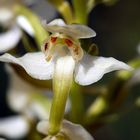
xmin=37 ymin=120 xmax=94 ymax=140
xmin=137 ymin=43 xmax=140 ymax=54
xmin=37 ymin=120 xmax=49 ymax=135
xmin=47 ymin=19 xmax=66 ymax=26
xmin=7 ymin=90 xmax=29 ymax=112
xmin=6 ymin=65 xmax=34 ymax=112
xmin=0 ymin=52 xmax=54 ymax=80
xmin=5 ymin=65 xmax=51 ymax=120
xmin=0 ymin=8 xmax=13 ymax=24
xmin=128 ymin=68 xmax=140 ymax=86
xmin=0 ymin=26 xmax=22 ymax=53
xmin=42 ymin=19 xmax=96 ymax=39
xmin=62 ymin=120 xmax=94 ymax=140
xmin=75 ymin=53 xmax=133 ymax=86
xmin=29 ymin=102 xmax=50 ymax=120
xmin=0 ymin=116 xmax=29 ymax=138
xmin=65 ymin=24 xmax=96 ymax=39
xmin=16 ymin=15 xmax=34 ymax=36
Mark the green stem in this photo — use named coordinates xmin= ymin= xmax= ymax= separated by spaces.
xmin=48 ymin=0 xmax=73 ymax=24
xmin=47 ymin=0 xmax=64 ymax=6
xmin=72 ymin=0 xmax=88 ymax=24
xmin=70 ymin=82 xmax=84 ymax=123
xmin=57 ymin=1 xmax=74 ymax=24
xmin=117 ymin=58 xmax=140 ymax=80
xmin=14 ymin=4 xmax=48 ymax=49
xmin=85 ymin=96 xmax=108 ymax=124
xmin=48 ymin=56 xmax=75 ymax=135
xmin=22 ymin=32 xmax=36 ymax=52
xmin=87 ymin=0 xmax=96 ymax=13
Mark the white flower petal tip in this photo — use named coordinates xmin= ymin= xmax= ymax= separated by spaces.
xmin=42 ymin=19 xmax=96 ymax=39
xmin=41 ymin=19 xmax=66 ymax=28
xmin=0 ymin=26 xmax=22 ymax=53
xmin=75 ymin=53 xmax=133 ymax=86
xmin=0 ymin=138 xmax=6 ymax=140
xmin=48 ymin=19 xmax=66 ymax=26
xmin=128 ymin=68 xmax=140 ymax=86
xmin=137 ymin=43 xmax=140 ymax=54
xmin=0 ymin=8 xmax=14 ymax=24
xmin=0 ymin=52 xmax=54 ymax=80
xmin=0 ymin=116 xmax=29 ymax=138
xmin=37 ymin=120 xmax=49 ymax=135
xmin=37 ymin=120 xmax=94 ymax=140
xmin=6 ymin=64 xmax=51 ymax=119
xmin=16 ymin=16 xmax=34 ymax=36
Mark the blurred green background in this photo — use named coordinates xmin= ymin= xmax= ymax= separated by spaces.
xmin=89 ymin=0 xmax=140 ymax=139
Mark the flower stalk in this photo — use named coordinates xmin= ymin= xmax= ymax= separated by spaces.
xmin=14 ymin=4 xmax=48 ymax=48
xmin=48 ymin=0 xmax=73 ymax=24
xmin=48 ymin=56 xmax=75 ymax=135
xmin=72 ymin=0 xmax=88 ymax=24
xmin=85 ymin=96 xmax=108 ymax=124
xmin=70 ymin=82 xmax=84 ymax=123
xmin=57 ymin=1 xmax=74 ymax=24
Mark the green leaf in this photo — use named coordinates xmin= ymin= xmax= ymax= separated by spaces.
xmin=14 ymin=4 xmax=48 ymax=49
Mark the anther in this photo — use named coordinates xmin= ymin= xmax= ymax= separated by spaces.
xmin=46 ymin=55 xmax=52 ymax=62
xmin=65 ymin=39 xmax=73 ymax=47
xmin=44 ymin=43 xmax=48 ymax=50
xmin=74 ymin=47 xmax=79 ymax=55
xmin=51 ymin=37 xmax=57 ymax=43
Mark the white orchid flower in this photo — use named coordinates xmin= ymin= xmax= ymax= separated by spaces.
xmin=0 ymin=8 xmax=14 ymax=24
xmin=37 ymin=119 xmax=94 ymax=140
xmin=0 ymin=19 xmax=132 ymax=139
xmin=0 ymin=115 xmax=29 ymax=139
xmin=0 ymin=19 xmax=132 ymax=86
xmin=5 ymin=65 xmax=70 ymax=120
xmin=5 ymin=64 xmax=50 ymax=120
xmin=0 ymin=8 xmax=34 ymax=53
